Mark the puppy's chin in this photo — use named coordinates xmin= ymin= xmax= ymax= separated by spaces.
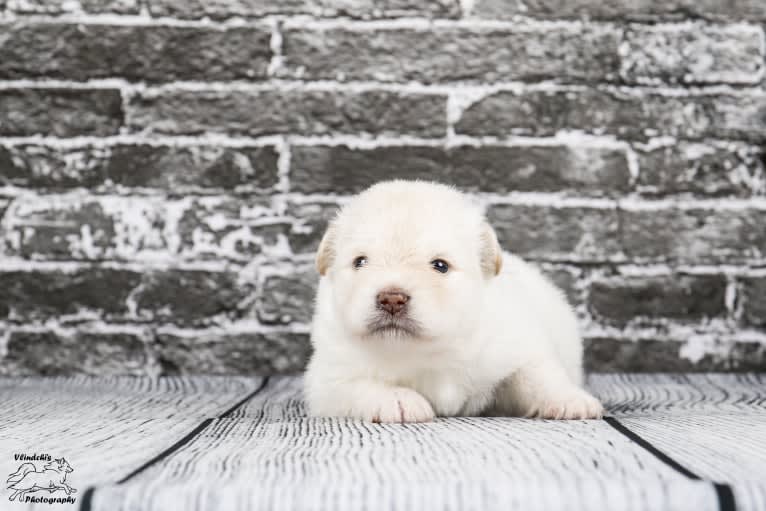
xmin=365 ymin=314 xmax=423 ymax=340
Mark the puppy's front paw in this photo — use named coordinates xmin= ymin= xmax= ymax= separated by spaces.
xmin=530 ymin=388 xmax=604 ymax=420
xmin=365 ymin=387 xmax=435 ymax=424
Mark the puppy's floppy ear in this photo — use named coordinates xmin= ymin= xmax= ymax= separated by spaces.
xmin=316 ymin=221 xmax=337 ymax=276
xmin=480 ymin=221 xmax=503 ymax=277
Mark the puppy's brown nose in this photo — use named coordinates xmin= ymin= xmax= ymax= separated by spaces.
xmin=377 ymin=289 xmax=410 ymax=315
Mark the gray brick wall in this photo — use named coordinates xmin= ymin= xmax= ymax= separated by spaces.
xmin=0 ymin=0 xmax=765 ymax=376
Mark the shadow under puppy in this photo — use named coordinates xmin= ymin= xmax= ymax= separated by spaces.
xmin=305 ymin=180 xmax=603 ymax=423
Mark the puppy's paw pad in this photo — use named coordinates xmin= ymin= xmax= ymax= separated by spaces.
xmin=532 ymin=389 xmax=604 ymax=420
xmin=369 ymin=387 xmax=435 ymax=424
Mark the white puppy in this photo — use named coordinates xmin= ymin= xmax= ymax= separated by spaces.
xmin=304 ymin=180 xmax=603 ymax=423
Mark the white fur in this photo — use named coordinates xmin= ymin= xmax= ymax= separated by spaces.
xmin=305 ymin=181 xmax=603 ymax=423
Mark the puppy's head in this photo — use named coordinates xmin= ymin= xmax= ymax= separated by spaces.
xmin=316 ymin=180 xmax=502 ymax=342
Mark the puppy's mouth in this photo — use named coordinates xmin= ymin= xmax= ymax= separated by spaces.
xmin=366 ymin=314 xmax=422 ymax=338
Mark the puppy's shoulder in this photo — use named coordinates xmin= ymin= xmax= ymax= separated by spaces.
xmin=495 ymin=252 xmax=565 ymax=300
xmin=498 ymin=252 xmax=543 ymax=280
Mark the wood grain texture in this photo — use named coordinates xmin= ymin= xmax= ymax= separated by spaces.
xmin=618 ymin=415 xmax=766 ymax=511
xmin=589 ymin=373 xmax=766 ymax=417
xmin=1 ymin=374 xmax=764 ymax=510
xmin=0 ymin=375 xmax=265 ymax=420
xmin=89 ymin=376 xmax=724 ymax=511
xmin=0 ymin=375 xmax=262 ymax=503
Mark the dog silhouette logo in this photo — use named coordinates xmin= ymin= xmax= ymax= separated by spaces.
xmin=7 ymin=454 xmax=77 ymax=504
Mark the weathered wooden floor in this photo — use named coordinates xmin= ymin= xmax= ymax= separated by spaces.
xmin=1 ymin=374 xmax=764 ymax=511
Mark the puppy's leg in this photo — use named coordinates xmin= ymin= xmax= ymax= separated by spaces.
xmin=306 ymin=376 xmax=435 ymax=423
xmin=493 ymin=360 xmax=603 ymax=420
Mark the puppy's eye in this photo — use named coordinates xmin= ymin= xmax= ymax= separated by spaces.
xmin=431 ymin=259 xmax=449 ymax=274
xmin=353 ymin=256 xmax=368 ymax=269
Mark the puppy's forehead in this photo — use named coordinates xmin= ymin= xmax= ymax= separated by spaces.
xmin=337 ymin=183 xmax=482 ymax=251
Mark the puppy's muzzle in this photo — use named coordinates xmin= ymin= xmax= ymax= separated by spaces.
xmin=376 ymin=288 xmax=410 ymax=316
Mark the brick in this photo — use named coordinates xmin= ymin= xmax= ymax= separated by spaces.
xmin=0 ymin=88 xmax=123 ymax=137
xmin=741 ymin=277 xmax=766 ymax=327
xmin=149 ymin=0 xmax=459 ymax=19
xmin=542 ymin=266 xmax=583 ymax=306
xmin=128 ymin=89 xmax=447 ymax=138
xmin=588 ymin=275 xmax=727 ymax=325
xmin=0 ymin=269 xmax=139 ymax=321
xmin=636 ymin=142 xmax=765 ymax=197
xmin=585 ymin=337 xmax=766 ymax=371
xmin=157 ymin=331 xmax=311 ymax=375
xmin=620 ymin=25 xmax=764 ymax=85
xmin=257 ymin=267 xmax=318 ymax=325
xmin=585 ymin=338 xmax=698 ymax=371
xmin=620 ymin=206 xmax=766 ymax=263
xmin=487 ymin=204 xmax=622 ymax=262
xmin=0 ymin=23 xmax=271 ymax=82
xmin=175 ymin=198 xmax=288 ymax=261
xmin=5 ymin=0 xmax=73 ymax=13
xmin=290 ymin=145 xmax=630 ymax=195
xmin=134 ymin=270 xmax=252 ymax=326
xmin=80 ymin=0 xmax=139 ymax=13
xmin=2 ymin=330 xmax=151 ymax=376
xmin=4 ymin=199 xmax=117 ymax=260
xmin=287 ymin=201 xmax=341 ymax=254
xmin=7 ymin=0 xmax=139 ymax=13
xmin=471 ymin=0 xmax=766 ymax=21
xmin=0 ymin=144 xmax=280 ymax=191
xmin=455 ymin=89 xmax=766 ymax=142
xmin=3 ymin=196 xmax=285 ymax=261
xmin=0 ymin=268 xmax=253 ymax=325
xmin=283 ymin=25 xmax=620 ymax=83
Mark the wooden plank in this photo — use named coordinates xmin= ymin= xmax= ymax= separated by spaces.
xmin=0 ymin=376 xmax=263 ymax=509
xmin=589 ymin=373 xmax=766 ymax=417
xmin=87 ymin=377 xmax=719 ymax=511
xmin=618 ymin=415 xmax=766 ymax=511
xmin=0 ymin=375 xmax=264 ymax=420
